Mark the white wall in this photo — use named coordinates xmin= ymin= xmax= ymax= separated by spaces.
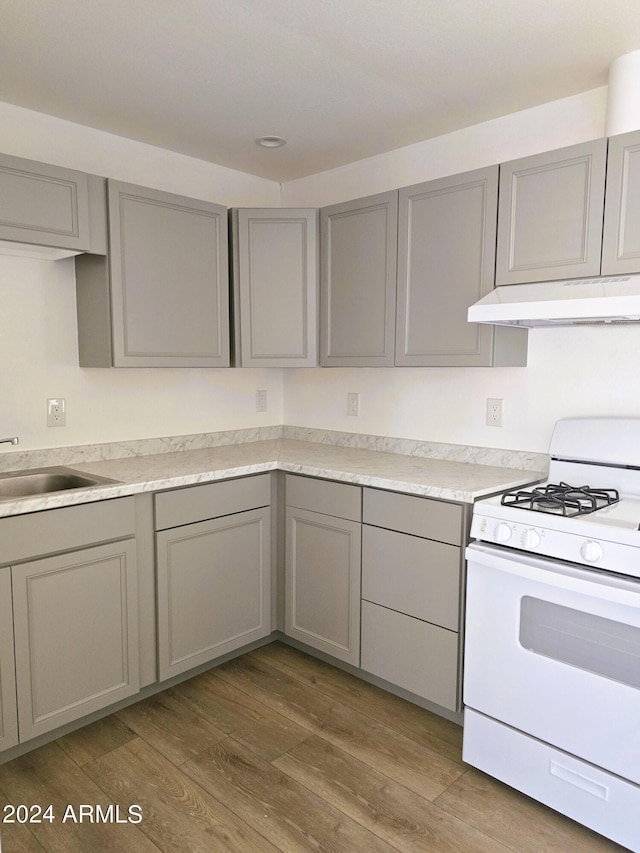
xmin=282 ymin=87 xmax=640 ymax=454
xmin=0 ymin=102 xmax=284 ymax=449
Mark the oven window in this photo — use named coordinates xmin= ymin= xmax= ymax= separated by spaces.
xmin=520 ymin=596 xmax=640 ymax=690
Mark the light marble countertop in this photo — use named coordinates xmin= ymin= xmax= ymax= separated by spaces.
xmin=0 ymin=438 xmax=545 ymax=518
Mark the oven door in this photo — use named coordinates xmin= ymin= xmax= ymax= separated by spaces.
xmin=464 ymin=542 xmax=640 ymax=784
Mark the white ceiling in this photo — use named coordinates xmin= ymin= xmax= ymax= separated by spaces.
xmin=2 ymin=0 xmax=640 ymax=182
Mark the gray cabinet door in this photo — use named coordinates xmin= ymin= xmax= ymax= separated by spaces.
xmin=76 ymin=180 xmax=229 ymax=367
xmin=396 ymin=166 xmax=525 ymax=366
xmin=496 ymin=139 xmax=607 ymax=285
xmin=602 ymin=129 xmax=640 ymax=274
xmin=0 ymin=152 xmax=90 ymax=252
xmin=0 ymin=568 xmax=18 ymax=752
xmin=320 ymin=190 xmax=398 ymax=366
xmin=156 ymin=508 xmax=271 ymax=681
xmin=233 ymin=208 xmax=318 ymax=366
xmin=285 ymin=506 xmax=361 ymax=665
xmin=12 ymin=541 xmax=139 ymax=741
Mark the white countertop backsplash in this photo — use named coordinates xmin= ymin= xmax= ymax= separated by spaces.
xmin=0 ymin=426 xmax=547 ymax=517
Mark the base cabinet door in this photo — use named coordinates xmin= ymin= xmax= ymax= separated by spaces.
xmin=285 ymin=506 xmax=361 ymax=665
xmin=0 ymin=568 xmax=18 ymax=751
xmin=156 ymin=508 xmax=271 ymax=681
xmin=12 ymin=541 xmax=139 ymax=741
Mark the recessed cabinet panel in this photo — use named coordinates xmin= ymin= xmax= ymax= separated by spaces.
xmin=76 ymin=180 xmax=229 ymax=367
xmin=396 ymin=167 xmax=511 ymax=366
xmin=320 ymin=191 xmax=398 ymax=366
xmin=12 ymin=541 xmax=139 ymax=741
xmin=496 ymin=139 xmax=607 ymax=285
xmin=156 ymin=508 xmax=271 ymax=680
xmin=233 ymin=208 xmax=318 ymax=366
xmin=0 ymin=152 xmax=90 ymax=251
xmin=602 ymin=129 xmax=640 ymax=274
xmin=285 ymin=506 xmax=361 ymax=665
xmin=0 ymin=568 xmax=18 ymax=751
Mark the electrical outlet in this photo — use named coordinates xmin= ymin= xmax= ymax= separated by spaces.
xmin=255 ymin=389 xmax=267 ymax=412
xmin=347 ymin=392 xmax=360 ymax=416
xmin=47 ymin=398 xmax=66 ymax=427
xmin=486 ymin=398 xmax=503 ymax=427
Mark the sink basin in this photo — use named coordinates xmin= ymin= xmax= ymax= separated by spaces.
xmin=0 ymin=466 xmax=120 ymax=499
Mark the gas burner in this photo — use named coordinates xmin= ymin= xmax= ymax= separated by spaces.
xmin=501 ymin=482 xmax=620 ymax=517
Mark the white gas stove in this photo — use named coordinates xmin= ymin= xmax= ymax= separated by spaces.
xmin=470 ymin=416 xmax=640 ymax=576
xmin=464 ymin=417 xmax=640 ymax=853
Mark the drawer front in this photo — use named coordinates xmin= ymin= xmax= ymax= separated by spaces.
xmin=0 ymin=497 xmax=135 ymax=565
xmin=362 ymin=525 xmax=460 ymax=630
xmin=363 ymin=487 xmax=462 ymax=545
xmin=155 ymin=473 xmax=271 ymax=530
xmin=361 ymin=600 xmax=459 ymax=711
xmin=285 ymin=474 xmax=361 ymax=522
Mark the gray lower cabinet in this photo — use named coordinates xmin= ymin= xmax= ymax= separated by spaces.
xmin=602 ymin=129 xmax=640 ymax=275
xmin=0 ymin=152 xmax=91 ymax=254
xmin=232 ymin=208 xmax=319 ymax=367
xmin=284 ymin=475 xmax=362 ymax=665
xmin=360 ymin=488 xmax=466 ymax=712
xmin=75 ymin=180 xmax=229 ymax=367
xmin=396 ymin=166 xmax=527 ymax=367
xmin=0 ymin=498 xmax=139 ymax=747
xmin=496 ymin=139 xmax=607 ymax=285
xmin=320 ymin=190 xmax=398 ymax=366
xmin=0 ymin=568 xmax=18 ymax=751
xmin=155 ymin=475 xmax=272 ymax=681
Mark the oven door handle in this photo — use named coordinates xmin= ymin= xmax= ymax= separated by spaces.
xmin=466 ymin=542 xmax=640 ymax=606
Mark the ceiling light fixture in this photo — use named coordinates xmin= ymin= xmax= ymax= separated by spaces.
xmin=256 ymin=136 xmax=287 ymax=148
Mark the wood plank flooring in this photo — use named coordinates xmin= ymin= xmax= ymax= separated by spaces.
xmin=0 ymin=642 xmax=627 ymax=852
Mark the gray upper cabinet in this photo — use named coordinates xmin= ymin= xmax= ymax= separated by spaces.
xmin=496 ymin=139 xmax=607 ymax=285
xmin=76 ymin=180 xmax=229 ymax=367
xmin=232 ymin=208 xmax=318 ymax=367
xmin=0 ymin=152 xmax=91 ymax=253
xmin=320 ymin=190 xmax=398 ymax=366
xmin=602 ymin=129 xmax=640 ymax=275
xmin=396 ymin=166 xmax=526 ymax=367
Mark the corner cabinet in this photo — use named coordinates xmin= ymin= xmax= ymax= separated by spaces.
xmin=155 ymin=475 xmax=272 ymax=681
xmin=320 ymin=191 xmax=398 ymax=366
xmin=76 ymin=180 xmax=229 ymax=367
xmin=284 ymin=475 xmax=362 ymax=665
xmin=232 ymin=208 xmax=319 ymax=367
xmin=602 ymin=129 xmax=640 ymax=275
xmin=396 ymin=166 xmax=526 ymax=367
xmin=495 ymin=139 xmax=607 ymax=285
xmin=0 ymin=152 xmax=91 ymax=254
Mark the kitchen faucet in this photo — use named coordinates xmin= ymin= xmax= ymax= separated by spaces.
xmin=0 ymin=437 xmax=19 ymax=446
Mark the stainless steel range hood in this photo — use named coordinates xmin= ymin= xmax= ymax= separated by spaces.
xmin=468 ymin=275 xmax=640 ymax=327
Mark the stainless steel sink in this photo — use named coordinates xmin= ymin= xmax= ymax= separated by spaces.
xmin=0 ymin=466 xmax=120 ymax=499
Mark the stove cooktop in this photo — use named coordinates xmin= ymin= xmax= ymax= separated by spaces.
xmin=500 ymin=482 xmax=620 ymax=518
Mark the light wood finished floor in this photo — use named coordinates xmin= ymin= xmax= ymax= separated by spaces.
xmin=0 ymin=642 xmax=627 ymax=852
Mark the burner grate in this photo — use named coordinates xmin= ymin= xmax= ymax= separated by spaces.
xmin=501 ymin=482 xmax=620 ymax=517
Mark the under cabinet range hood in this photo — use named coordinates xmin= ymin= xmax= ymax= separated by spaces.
xmin=467 ymin=275 xmax=640 ymax=327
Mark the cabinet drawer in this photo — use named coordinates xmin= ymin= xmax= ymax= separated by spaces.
xmin=285 ymin=474 xmax=361 ymax=521
xmin=362 ymin=525 xmax=460 ymax=630
xmin=155 ymin=473 xmax=271 ymax=530
xmin=361 ymin=600 xmax=459 ymax=711
xmin=0 ymin=497 xmax=135 ymax=565
xmin=363 ymin=487 xmax=462 ymax=545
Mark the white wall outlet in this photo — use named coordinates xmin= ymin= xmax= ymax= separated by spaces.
xmin=486 ymin=398 xmax=503 ymax=427
xmin=47 ymin=398 xmax=66 ymax=427
xmin=347 ymin=392 xmax=360 ymax=416
xmin=255 ymin=389 xmax=267 ymax=412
